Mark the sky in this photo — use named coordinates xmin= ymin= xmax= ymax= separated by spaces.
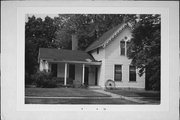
xmin=25 ymin=14 xmax=58 ymax=22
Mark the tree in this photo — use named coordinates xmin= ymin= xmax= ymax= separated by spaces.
xmin=127 ymin=14 xmax=161 ymax=90
xmin=25 ymin=14 xmax=138 ymax=84
xmin=25 ymin=15 xmax=58 ymax=84
xmin=54 ymin=14 xmax=137 ymax=50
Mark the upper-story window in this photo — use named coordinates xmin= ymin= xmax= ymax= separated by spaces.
xmin=120 ymin=36 xmax=130 ymax=56
xmin=120 ymin=40 xmax=125 ymax=55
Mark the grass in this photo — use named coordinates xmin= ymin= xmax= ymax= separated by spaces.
xmin=25 ymin=98 xmax=137 ymax=104
xmin=25 ymin=87 xmax=160 ymax=104
xmin=106 ymin=88 xmax=160 ymax=104
xmin=105 ymin=88 xmax=160 ymax=97
xmin=25 ymin=87 xmax=137 ymax=104
xmin=25 ymin=88 xmax=110 ymax=97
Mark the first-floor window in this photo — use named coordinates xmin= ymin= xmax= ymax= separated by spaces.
xmin=129 ymin=65 xmax=136 ymax=82
xmin=114 ymin=65 xmax=122 ymax=81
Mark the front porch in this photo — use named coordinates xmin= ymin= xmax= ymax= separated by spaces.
xmin=39 ymin=59 xmax=101 ymax=87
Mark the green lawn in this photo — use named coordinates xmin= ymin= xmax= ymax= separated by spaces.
xmin=25 ymin=88 xmax=110 ymax=97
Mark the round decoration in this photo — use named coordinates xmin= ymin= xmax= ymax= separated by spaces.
xmin=105 ymin=79 xmax=115 ymax=90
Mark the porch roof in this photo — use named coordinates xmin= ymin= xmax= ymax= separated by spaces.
xmin=38 ymin=48 xmax=101 ymax=65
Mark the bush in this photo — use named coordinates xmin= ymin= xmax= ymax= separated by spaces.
xmin=25 ymin=72 xmax=34 ymax=85
xmin=31 ymin=71 xmax=57 ymax=88
xmin=79 ymin=84 xmax=88 ymax=88
xmin=54 ymin=77 xmax=74 ymax=88
xmin=41 ymin=79 xmax=57 ymax=88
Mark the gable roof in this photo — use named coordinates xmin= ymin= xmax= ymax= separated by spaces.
xmin=85 ymin=22 xmax=133 ymax=52
xmin=38 ymin=48 xmax=96 ymax=62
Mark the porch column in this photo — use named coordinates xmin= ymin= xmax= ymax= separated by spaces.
xmin=64 ymin=63 xmax=67 ymax=85
xmin=82 ymin=64 xmax=85 ymax=84
xmin=45 ymin=61 xmax=49 ymax=72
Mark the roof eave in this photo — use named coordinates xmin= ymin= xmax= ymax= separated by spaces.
xmin=86 ymin=22 xmax=133 ymax=52
xmin=48 ymin=60 xmax=102 ymax=65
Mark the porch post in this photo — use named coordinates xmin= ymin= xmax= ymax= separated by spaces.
xmin=64 ymin=63 xmax=67 ymax=85
xmin=82 ymin=64 xmax=85 ymax=84
xmin=45 ymin=61 xmax=49 ymax=72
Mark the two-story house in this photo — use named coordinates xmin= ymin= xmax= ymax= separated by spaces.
xmin=38 ymin=22 xmax=145 ymax=89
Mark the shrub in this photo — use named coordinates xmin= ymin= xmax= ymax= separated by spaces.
xmin=32 ymin=71 xmax=57 ymax=88
xmin=25 ymin=72 xmax=34 ymax=85
xmin=54 ymin=77 xmax=74 ymax=88
xmin=41 ymin=79 xmax=57 ymax=88
xmin=79 ymin=84 xmax=88 ymax=88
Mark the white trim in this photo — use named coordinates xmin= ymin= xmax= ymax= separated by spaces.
xmin=103 ymin=23 xmax=130 ymax=48
xmin=125 ymin=40 xmax=127 ymax=56
xmin=82 ymin=64 xmax=85 ymax=84
xmin=46 ymin=60 xmax=102 ymax=65
xmin=114 ymin=64 xmax=123 ymax=82
xmin=64 ymin=63 xmax=67 ymax=85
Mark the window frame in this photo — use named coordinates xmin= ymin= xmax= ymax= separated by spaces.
xmin=114 ymin=64 xmax=122 ymax=82
xmin=120 ymin=36 xmax=131 ymax=56
xmin=120 ymin=40 xmax=125 ymax=56
xmin=129 ymin=65 xmax=136 ymax=82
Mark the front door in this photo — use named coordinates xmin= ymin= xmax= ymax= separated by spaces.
xmin=84 ymin=67 xmax=89 ymax=86
xmin=69 ymin=64 xmax=75 ymax=80
xmin=51 ymin=64 xmax=57 ymax=77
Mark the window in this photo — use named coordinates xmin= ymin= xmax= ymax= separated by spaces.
xmin=120 ymin=40 xmax=125 ymax=55
xmin=127 ymin=41 xmax=130 ymax=50
xmin=129 ymin=66 xmax=136 ymax=82
xmin=114 ymin=65 xmax=122 ymax=81
xmin=120 ymin=36 xmax=131 ymax=56
xmin=126 ymin=41 xmax=130 ymax=55
xmin=97 ymin=48 xmax=99 ymax=54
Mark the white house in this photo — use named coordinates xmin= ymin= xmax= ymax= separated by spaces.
xmin=38 ymin=22 xmax=145 ymax=89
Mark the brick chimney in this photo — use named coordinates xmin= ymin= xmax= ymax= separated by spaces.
xmin=72 ymin=34 xmax=78 ymax=50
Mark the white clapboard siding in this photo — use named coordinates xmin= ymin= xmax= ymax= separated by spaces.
xmin=90 ymin=27 xmax=145 ymax=88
